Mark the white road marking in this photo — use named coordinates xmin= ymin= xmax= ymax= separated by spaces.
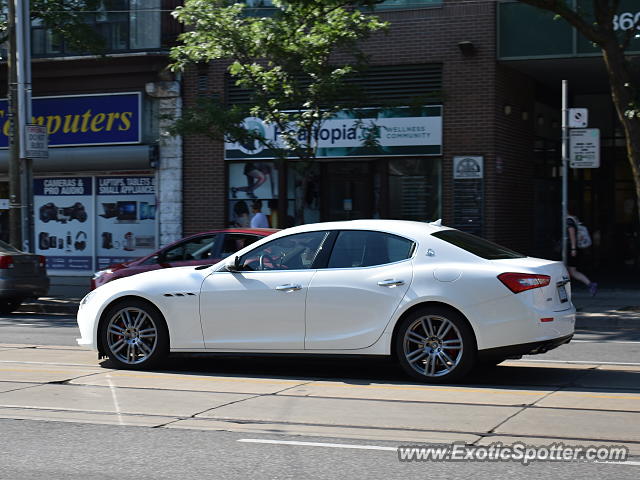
xmin=238 ymin=438 xmax=397 ymax=451
xmin=521 ymin=359 xmax=640 ymax=366
xmin=572 ymin=340 xmax=640 ymax=345
xmin=237 ymin=439 xmax=640 ymax=467
xmin=595 ymin=461 xmax=640 ymax=467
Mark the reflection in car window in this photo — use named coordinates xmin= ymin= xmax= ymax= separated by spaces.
xmin=221 ymin=234 xmax=260 ymax=258
xmin=431 ymin=230 xmax=525 ymax=259
xmin=162 ymin=235 xmax=218 ymax=262
xmin=328 ymin=231 xmax=415 ymax=268
xmin=240 ymin=231 xmax=328 ymax=271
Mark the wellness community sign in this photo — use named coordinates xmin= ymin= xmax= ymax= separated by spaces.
xmin=225 ymin=106 xmax=442 ymax=159
xmin=0 ymin=92 xmax=141 ymax=148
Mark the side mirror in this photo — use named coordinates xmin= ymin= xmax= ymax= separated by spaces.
xmin=226 ymin=256 xmax=242 ymax=272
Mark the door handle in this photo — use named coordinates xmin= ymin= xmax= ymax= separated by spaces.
xmin=275 ymin=283 xmax=302 ymax=292
xmin=377 ymin=279 xmax=405 ymax=288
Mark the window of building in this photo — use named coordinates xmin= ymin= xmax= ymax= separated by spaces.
xmin=31 ymin=0 xmax=162 ymax=56
xmin=388 ymin=158 xmax=441 ymax=222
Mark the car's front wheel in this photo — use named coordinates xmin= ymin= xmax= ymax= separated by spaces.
xmin=395 ymin=306 xmax=476 ymax=383
xmin=100 ymin=299 xmax=168 ymax=369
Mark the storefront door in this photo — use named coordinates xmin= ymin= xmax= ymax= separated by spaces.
xmin=321 ymin=162 xmax=374 ymax=221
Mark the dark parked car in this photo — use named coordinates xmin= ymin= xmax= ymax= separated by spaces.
xmin=0 ymin=240 xmax=49 ymax=313
xmin=91 ymin=228 xmax=278 ymax=290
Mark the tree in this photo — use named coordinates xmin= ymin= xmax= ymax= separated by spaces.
xmin=519 ymin=0 xmax=640 ymax=225
xmin=170 ymin=0 xmax=387 ymax=224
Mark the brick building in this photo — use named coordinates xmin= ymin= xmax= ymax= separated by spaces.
xmin=181 ymin=0 xmax=640 ymax=278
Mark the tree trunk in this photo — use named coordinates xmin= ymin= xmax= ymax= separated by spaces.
xmin=600 ymin=41 xmax=640 ymax=226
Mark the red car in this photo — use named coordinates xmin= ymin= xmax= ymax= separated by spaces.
xmin=91 ymin=228 xmax=278 ymax=290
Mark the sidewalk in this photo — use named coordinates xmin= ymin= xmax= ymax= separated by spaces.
xmin=18 ymin=285 xmax=640 ymax=329
xmin=571 ymin=284 xmax=640 ymax=329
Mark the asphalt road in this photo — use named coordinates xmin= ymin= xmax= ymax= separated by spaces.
xmin=1 ymin=312 xmax=639 ymax=479
xmin=0 ymin=419 xmax=637 ymax=480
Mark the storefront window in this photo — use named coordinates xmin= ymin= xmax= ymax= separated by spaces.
xmin=34 ymin=176 xmax=158 ymax=274
xmin=388 ymin=158 xmax=441 ymax=222
xmin=228 ymin=161 xmax=282 ymax=228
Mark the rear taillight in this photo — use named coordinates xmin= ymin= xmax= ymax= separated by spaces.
xmin=498 ymin=272 xmax=550 ymax=293
xmin=0 ymin=255 xmax=14 ymax=269
xmin=38 ymin=255 xmax=46 ymax=268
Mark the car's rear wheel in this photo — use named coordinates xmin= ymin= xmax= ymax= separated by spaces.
xmin=395 ymin=306 xmax=476 ymax=383
xmin=100 ymin=299 xmax=168 ymax=369
xmin=0 ymin=297 xmax=23 ymax=314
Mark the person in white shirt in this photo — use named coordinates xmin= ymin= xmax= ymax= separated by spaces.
xmin=250 ymin=199 xmax=270 ymax=228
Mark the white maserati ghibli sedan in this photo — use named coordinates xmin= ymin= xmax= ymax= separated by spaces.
xmin=77 ymin=220 xmax=575 ymax=382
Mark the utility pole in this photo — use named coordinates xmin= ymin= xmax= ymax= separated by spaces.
xmin=16 ymin=0 xmax=33 ymax=252
xmin=7 ymin=0 xmax=33 ymax=251
xmin=561 ymin=80 xmax=568 ymax=266
xmin=8 ymin=0 xmax=22 ymax=249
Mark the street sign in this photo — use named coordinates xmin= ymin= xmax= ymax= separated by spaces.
xmin=568 ymin=108 xmax=588 ymax=128
xmin=570 ymin=128 xmax=600 ymax=168
xmin=24 ymin=124 xmax=48 ymax=159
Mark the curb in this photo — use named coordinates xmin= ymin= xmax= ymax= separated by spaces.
xmin=18 ymin=301 xmax=80 ymax=315
xmin=575 ymin=315 xmax=639 ymax=329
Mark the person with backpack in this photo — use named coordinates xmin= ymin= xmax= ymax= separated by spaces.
xmin=567 ymin=211 xmax=598 ymax=296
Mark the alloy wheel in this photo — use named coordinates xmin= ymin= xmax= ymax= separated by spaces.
xmin=106 ymin=306 xmax=158 ymax=365
xmin=402 ymin=314 xmax=464 ymax=377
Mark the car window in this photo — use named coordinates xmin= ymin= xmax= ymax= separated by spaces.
xmin=328 ymin=230 xmax=415 ymax=268
xmin=220 ymin=234 xmax=261 ymax=259
xmin=431 ymin=230 xmax=525 ymax=259
xmin=162 ymin=235 xmax=218 ymax=262
xmin=240 ymin=231 xmax=329 ymax=271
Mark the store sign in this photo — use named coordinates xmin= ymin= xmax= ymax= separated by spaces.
xmin=0 ymin=93 xmax=141 ymax=148
xmin=34 ymin=177 xmax=94 ymax=272
xmin=453 ymin=156 xmax=483 ymax=179
xmin=225 ymin=106 xmax=442 ymax=159
xmin=96 ymin=176 xmax=157 ymax=270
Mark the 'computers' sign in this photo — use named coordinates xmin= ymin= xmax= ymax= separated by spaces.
xmin=0 ymin=92 xmax=141 ymax=148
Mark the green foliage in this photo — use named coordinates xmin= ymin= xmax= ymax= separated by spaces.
xmin=171 ymin=0 xmax=388 ymax=161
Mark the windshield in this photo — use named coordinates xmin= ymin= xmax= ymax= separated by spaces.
xmin=431 ymin=230 xmax=525 ymax=260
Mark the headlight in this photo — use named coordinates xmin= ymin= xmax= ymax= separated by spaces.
xmin=92 ymin=269 xmax=112 ymax=280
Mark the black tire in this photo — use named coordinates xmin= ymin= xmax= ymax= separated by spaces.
xmin=0 ymin=298 xmax=23 ymax=314
xmin=395 ymin=305 xmax=476 ymax=383
xmin=99 ymin=299 xmax=169 ymax=370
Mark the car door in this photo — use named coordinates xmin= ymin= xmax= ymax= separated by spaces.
xmin=199 ymin=230 xmax=330 ymax=350
xmin=305 ymin=230 xmax=415 ymax=350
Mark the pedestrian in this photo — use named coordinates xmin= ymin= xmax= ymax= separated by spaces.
xmin=250 ymin=199 xmax=269 ymax=228
xmin=231 ymin=200 xmax=250 ymax=228
xmin=566 ymin=211 xmax=598 ymax=296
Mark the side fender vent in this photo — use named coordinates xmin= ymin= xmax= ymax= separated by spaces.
xmin=163 ymin=292 xmax=197 ymax=297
